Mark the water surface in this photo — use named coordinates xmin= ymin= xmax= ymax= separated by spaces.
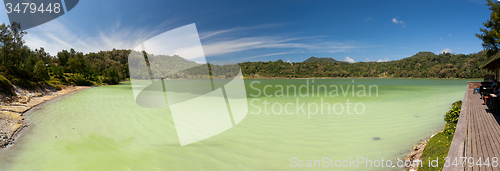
xmin=1 ymin=79 xmax=476 ymax=170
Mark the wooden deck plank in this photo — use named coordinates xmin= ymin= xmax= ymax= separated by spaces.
xmin=480 ymin=101 xmax=500 ymax=170
xmin=467 ymin=100 xmax=472 ymax=171
xmin=465 ymin=92 xmax=500 ymax=171
xmin=473 ymin=102 xmax=481 ymax=171
xmin=475 ymin=101 xmax=493 ymax=171
xmin=472 ymin=93 xmax=482 ymax=171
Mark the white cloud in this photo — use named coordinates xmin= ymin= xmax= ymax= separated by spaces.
xmin=202 ymin=36 xmax=357 ymax=57
xmin=448 ymin=34 xmax=452 ymax=37
xmin=440 ymin=48 xmax=451 ymax=53
xmin=21 ymin=21 xmax=362 ymax=62
xmin=199 ymin=23 xmax=286 ymax=40
xmin=377 ymin=58 xmax=389 ymax=62
xmin=392 ymin=17 xmax=405 ymax=27
xmin=363 ymin=58 xmax=371 ymax=62
xmin=241 ymin=52 xmax=290 ymax=61
xmin=344 ymin=57 xmax=355 ymax=63
xmin=23 ymin=19 xmax=161 ymax=56
xmin=366 ymin=17 xmax=372 ymax=21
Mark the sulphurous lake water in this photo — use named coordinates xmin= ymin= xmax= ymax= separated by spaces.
xmin=0 ymin=79 xmax=477 ymax=170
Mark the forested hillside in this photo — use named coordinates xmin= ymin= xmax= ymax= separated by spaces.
xmin=239 ymin=51 xmax=491 ymax=78
xmin=0 ymin=22 xmax=131 ymax=95
xmin=0 ymin=22 xmax=492 ymax=97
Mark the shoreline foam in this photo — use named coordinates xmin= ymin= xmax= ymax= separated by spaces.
xmin=0 ymin=85 xmax=90 ymax=148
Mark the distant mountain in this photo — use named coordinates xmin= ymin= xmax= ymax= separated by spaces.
xmin=303 ymin=57 xmax=340 ymax=63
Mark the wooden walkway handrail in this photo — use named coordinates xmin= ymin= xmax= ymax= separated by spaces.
xmin=443 ymin=83 xmax=469 ymax=171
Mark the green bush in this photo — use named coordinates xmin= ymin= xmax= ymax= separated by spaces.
xmin=443 ymin=101 xmax=461 ymax=135
xmin=419 ymin=132 xmax=454 ymax=171
xmin=34 ymin=60 xmax=50 ymax=81
xmin=45 ymin=80 xmax=62 ymax=90
xmin=443 ymin=123 xmax=457 ymax=135
xmin=0 ymin=74 xmax=15 ymax=96
xmin=444 ymin=101 xmax=462 ymax=124
xmin=419 ymin=101 xmax=462 ymax=170
xmin=69 ymin=73 xmax=92 ymax=86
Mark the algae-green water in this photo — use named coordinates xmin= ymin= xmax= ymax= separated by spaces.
xmin=1 ymin=79 xmax=475 ymax=170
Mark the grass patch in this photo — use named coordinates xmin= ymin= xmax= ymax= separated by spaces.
xmin=45 ymin=80 xmax=62 ymax=90
xmin=0 ymin=74 xmax=15 ymax=96
xmin=418 ymin=100 xmax=461 ymax=171
xmin=418 ymin=132 xmax=454 ymax=171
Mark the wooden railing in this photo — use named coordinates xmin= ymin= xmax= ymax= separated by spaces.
xmin=443 ymin=83 xmax=470 ymax=171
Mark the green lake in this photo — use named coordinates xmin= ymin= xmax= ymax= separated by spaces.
xmin=0 ymin=79 xmax=477 ymax=170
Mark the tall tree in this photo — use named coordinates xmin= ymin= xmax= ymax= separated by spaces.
xmin=476 ymin=0 xmax=500 ymax=57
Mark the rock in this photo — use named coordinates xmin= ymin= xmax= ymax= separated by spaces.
xmin=373 ymin=137 xmax=380 ymax=140
xmin=17 ymin=95 xmax=30 ymax=104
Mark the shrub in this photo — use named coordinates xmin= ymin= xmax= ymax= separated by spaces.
xmin=443 ymin=123 xmax=457 ymax=135
xmin=34 ymin=60 xmax=50 ymax=81
xmin=0 ymin=74 xmax=15 ymax=96
xmin=444 ymin=101 xmax=462 ymax=124
xmin=69 ymin=73 xmax=92 ymax=86
xmin=45 ymin=80 xmax=62 ymax=90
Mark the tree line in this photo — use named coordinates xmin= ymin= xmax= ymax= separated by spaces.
xmin=239 ymin=51 xmax=491 ymax=79
xmin=0 ymin=22 xmax=493 ymax=97
xmin=0 ymin=22 xmax=130 ymax=93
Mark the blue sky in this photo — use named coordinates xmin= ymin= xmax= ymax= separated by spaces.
xmin=0 ymin=0 xmax=493 ymax=63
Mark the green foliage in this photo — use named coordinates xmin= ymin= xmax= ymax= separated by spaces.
xmin=303 ymin=57 xmax=342 ymax=63
xmin=418 ymin=100 xmax=462 ymax=171
xmin=444 ymin=101 xmax=462 ymax=135
xmin=238 ymin=52 xmax=491 ymax=78
xmin=0 ymin=21 xmax=493 ymax=95
xmin=69 ymin=73 xmax=92 ymax=86
xmin=418 ymin=132 xmax=454 ymax=171
xmin=33 ymin=60 xmax=49 ymax=81
xmin=45 ymin=80 xmax=62 ymax=90
xmin=476 ymin=0 xmax=500 ymax=57
xmin=444 ymin=101 xmax=462 ymax=124
xmin=0 ymin=74 xmax=15 ymax=96
xmin=444 ymin=123 xmax=457 ymax=135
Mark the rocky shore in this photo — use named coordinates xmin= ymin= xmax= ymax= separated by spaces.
xmin=404 ymin=132 xmax=439 ymax=171
xmin=0 ymin=85 xmax=89 ymax=148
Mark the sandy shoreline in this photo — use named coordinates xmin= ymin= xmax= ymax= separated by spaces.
xmin=0 ymin=86 xmax=90 ymax=148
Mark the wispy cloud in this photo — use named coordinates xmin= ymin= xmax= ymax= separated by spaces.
xmin=365 ymin=17 xmax=372 ymax=21
xmin=344 ymin=57 xmax=355 ymax=63
xmin=199 ymin=23 xmax=287 ymax=39
xmin=364 ymin=58 xmax=371 ymax=62
xmin=23 ymin=21 xmax=363 ymax=62
xmin=448 ymin=34 xmax=452 ymax=37
xmin=24 ymin=20 xmax=163 ymax=55
xmin=202 ymin=36 xmax=357 ymax=57
xmin=23 ymin=18 xmax=176 ymax=56
xmin=240 ymin=52 xmax=290 ymax=61
xmin=392 ymin=17 xmax=405 ymax=27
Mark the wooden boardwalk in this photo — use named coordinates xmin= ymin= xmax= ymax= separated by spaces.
xmin=463 ymin=91 xmax=500 ymax=171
